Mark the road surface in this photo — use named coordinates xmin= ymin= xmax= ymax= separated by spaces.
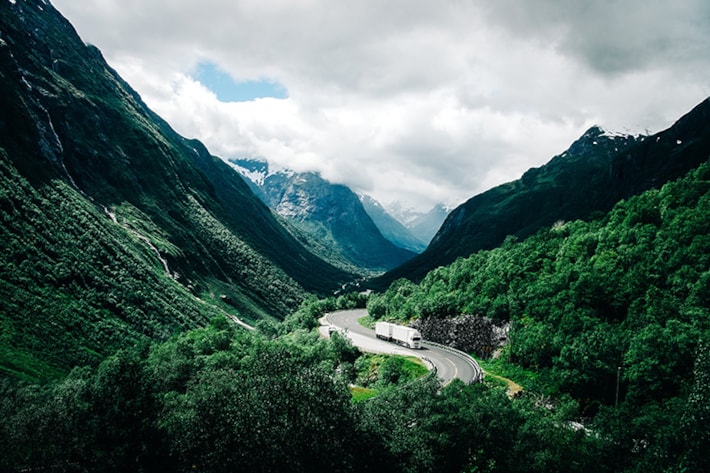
xmin=320 ymin=309 xmax=483 ymax=385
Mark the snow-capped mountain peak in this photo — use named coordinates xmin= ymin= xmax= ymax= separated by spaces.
xmin=228 ymin=157 xmax=270 ymax=185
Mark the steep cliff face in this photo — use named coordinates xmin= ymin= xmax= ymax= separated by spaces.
xmin=0 ymin=0 xmax=351 ymax=377
xmin=230 ymin=160 xmax=417 ymax=273
xmin=412 ymin=315 xmax=509 ymax=359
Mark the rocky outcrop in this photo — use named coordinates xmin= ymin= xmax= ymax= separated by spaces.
xmin=229 ymin=160 xmax=417 ymax=272
xmin=413 ymin=315 xmax=509 ymax=358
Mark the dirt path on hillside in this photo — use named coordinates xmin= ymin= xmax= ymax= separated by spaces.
xmin=484 ymin=372 xmax=523 ymax=398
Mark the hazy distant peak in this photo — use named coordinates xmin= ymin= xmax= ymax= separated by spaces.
xmin=359 ymin=193 xmax=384 ymax=209
xmin=384 ymin=201 xmax=448 ymax=226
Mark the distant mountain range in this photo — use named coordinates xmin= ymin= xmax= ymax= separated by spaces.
xmin=229 ymin=159 xmax=417 ymax=273
xmin=375 ymin=98 xmax=710 ymax=287
xmin=363 ymin=197 xmax=450 ymax=249
xmin=358 ymin=195 xmax=427 ymax=253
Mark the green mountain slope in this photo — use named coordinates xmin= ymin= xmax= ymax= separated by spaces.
xmin=377 ymin=98 xmax=710 ymax=286
xmin=369 ymin=161 xmax=710 ymax=471
xmin=0 ymin=0 xmax=351 ymax=378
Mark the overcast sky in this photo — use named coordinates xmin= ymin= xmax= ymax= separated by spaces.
xmin=52 ymin=0 xmax=710 ymax=212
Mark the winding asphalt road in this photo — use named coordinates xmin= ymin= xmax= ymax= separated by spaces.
xmin=321 ymin=309 xmax=483 ymax=385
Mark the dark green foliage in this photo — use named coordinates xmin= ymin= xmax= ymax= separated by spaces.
xmin=0 ymin=0 xmax=355 ymax=377
xmin=0 ymin=320 xmax=362 ymax=472
xmin=0 ymin=153 xmax=216 ymax=378
xmin=433 ymin=382 xmax=608 ymax=473
xmin=679 ymin=341 xmax=710 ymax=472
xmin=369 ymin=163 xmax=710 ymax=470
xmin=0 ymin=319 xmax=353 ymax=472
xmin=161 ymin=344 xmax=359 ymax=472
xmin=0 ymin=351 xmax=169 ymax=473
xmin=354 ymin=376 xmax=606 ymax=473
xmin=0 ymin=313 xmax=622 ymax=473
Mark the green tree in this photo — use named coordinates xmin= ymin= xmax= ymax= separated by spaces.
xmin=356 ymin=374 xmax=443 ymax=473
xmin=678 ymin=340 xmax=710 ymax=473
xmin=161 ymin=342 xmax=359 ymax=472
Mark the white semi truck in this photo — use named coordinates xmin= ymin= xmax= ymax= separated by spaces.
xmin=375 ymin=322 xmax=422 ymax=349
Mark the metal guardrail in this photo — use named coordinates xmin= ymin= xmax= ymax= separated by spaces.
xmin=419 ymin=357 xmax=437 ymax=376
xmin=325 ymin=311 xmax=484 ymax=385
xmin=422 ymin=341 xmax=484 ymax=384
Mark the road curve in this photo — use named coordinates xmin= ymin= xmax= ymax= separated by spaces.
xmin=321 ymin=309 xmax=483 ymax=385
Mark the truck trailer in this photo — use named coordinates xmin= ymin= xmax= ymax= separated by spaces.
xmin=375 ymin=322 xmax=422 ymax=349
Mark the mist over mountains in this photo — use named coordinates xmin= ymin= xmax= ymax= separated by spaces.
xmin=229 ymin=158 xmax=419 ymax=272
xmin=358 ymin=194 xmax=428 ymax=253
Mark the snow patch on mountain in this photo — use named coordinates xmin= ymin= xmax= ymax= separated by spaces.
xmin=383 ymin=201 xmax=451 ymax=245
xmin=384 ymin=201 xmax=425 ymax=226
xmin=228 ymin=157 xmax=298 ymax=186
xmin=228 ymin=158 xmax=268 ymax=184
xmin=592 ymin=125 xmax=645 ymax=140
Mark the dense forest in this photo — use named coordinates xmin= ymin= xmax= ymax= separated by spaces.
xmin=0 ymin=276 xmax=710 ymax=473
xmin=368 ymin=162 xmax=710 ymax=471
xmin=0 ymin=299 xmax=616 ymax=473
xmin=1 ymin=162 xmax=708 ymax=472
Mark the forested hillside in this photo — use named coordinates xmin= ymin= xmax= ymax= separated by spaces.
xmin=379 ymin=98 xmax=710 ymax=286
xmin=0 ymin=303 xmax=625 ymax=473
xmin=3 ymin=275 xmax=706 ymax=472
xmin=0 ymin=0 xmax=351 ymax=379
xmin=368 ymin=162 xmax=710 ymax=471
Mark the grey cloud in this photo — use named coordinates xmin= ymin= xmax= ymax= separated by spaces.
xmin=477 ymin=0 xmax=710 ymax=76
xmin=51 ymin=0 xmax=710 ymax=212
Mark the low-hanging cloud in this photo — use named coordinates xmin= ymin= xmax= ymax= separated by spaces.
xmin=53 ymin=0 xmax=710 ymax=211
